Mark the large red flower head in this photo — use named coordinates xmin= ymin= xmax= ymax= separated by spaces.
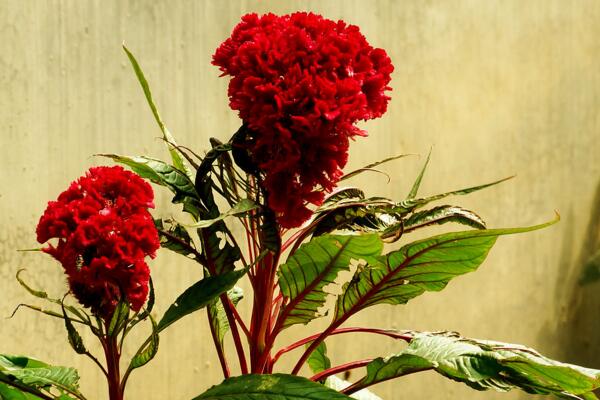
xmin=36 ymin=166 xmax=160 ymax=319
xmin=213 ymin=12 xmax=393 ymax=228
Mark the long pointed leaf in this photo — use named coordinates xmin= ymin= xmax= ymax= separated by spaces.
xmin=340 ymin=154 xmax=412 ymax=182
xmin=313 ymin=177 xmax=510 ymax=238
xmin=16 ymin=270 xmax=90 ymax=324
xmin=393 ymin=175 xmax=515 ymax=215
xmin=186 ymin=199 xmax=258 ymax=229
xmin=380 ymin=205 xmax=486 ymax=241
xmin=335 ymin=215 xmax=558 ymax=322
xmin=122 ymin=45 xmax=192 ymax=179
xmin=407 ymin=149 xmax=431 ymax=200
xmin=157 ymin=269 xmax=247 ymax=332
xmin=61 ymin=301 xmax=87 ymax=355
xmin=101 ymin=154 xmax=204 ymax=218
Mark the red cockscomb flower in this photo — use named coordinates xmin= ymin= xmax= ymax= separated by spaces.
xmin=213 ymin=12 xmax=393 ymax=228
xmin=36 ymin=166 xmax=159 ymax=319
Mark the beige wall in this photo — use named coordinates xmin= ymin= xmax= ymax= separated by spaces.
xmin=2 ymin=1 xmax=600 ymax=399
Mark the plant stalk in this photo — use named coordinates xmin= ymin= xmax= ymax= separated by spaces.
xmin=103 ymin=335 xmax=123 ymax=400
xmin=310 ymin=359 xmax=373 ymax=382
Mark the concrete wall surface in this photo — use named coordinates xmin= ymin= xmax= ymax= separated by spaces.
xmin=1 ymin=1 xmax=600 ymax=399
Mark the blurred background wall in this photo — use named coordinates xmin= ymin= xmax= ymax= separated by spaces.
xmin=1 ymin=1 xmax=600 ymax=399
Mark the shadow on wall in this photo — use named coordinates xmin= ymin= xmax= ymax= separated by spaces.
xmin=555 ymin=177 xmax=600 ymax=368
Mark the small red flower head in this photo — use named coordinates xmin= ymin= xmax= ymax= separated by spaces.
xmin=213 ymin=12 xmax=393 ymax=228
xmin=36 ymin=166 xmax=160 ymax=319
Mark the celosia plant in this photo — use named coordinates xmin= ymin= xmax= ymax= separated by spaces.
xmin=4 ymin=11 xmax=600 ymax=400
xmin=4 ymin=167 xmax=160 ymax=400
xmin=213 ymin=12 xmax=393 ymax=228
xmin=37 ymin=166 xmax=159 ymax=318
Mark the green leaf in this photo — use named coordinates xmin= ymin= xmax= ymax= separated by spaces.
xmin=319 ymin=188 xmax=367 ymax=211
xmin=107 ymin=301 xmax=129 ymax=337
xmin=122 ymin=45 xmax=192 ymax=179
xmin=16 ymin=270 xmax=90 ymax=324
xmin=198 ymin=223 xmax=241 ymax=275
xmin=335 ymin=216 xmax=558 ymax=322
xmin=277 ymin=234 xmax=383 ymax=329
xmin=0 ymin=380 xmax=42 ymax=399
xmin=194 ymin=170 xmax=241 ymax=275
xmin=186 ymin=199 xmax=258 ymax=229
xmin=380 ymin=205 xmax=486 ymax=241
xmin=61 ymin=301 xmax=87 ymax=355
xmin=15 ymin=270 xmax=48 ymax=300
xmin=259 ymin=208 xmax=281 ymax=253
xmin=0 ymin=354 xmax=80 ymax=399
xmin=312 ymin=198 xmax=396 ymax=237
xmin=101 ymin=154 xmax=203 ymax=219
xmin=157 ymin=269 xmax=247 ymax=332
xmin=137 ymin=277 xmax=156 ymax=321
xmin=316 ymin=173 xmax=511 ymax=238
xmin=210 ymin=138 xmax=242 ymax=202
xmin=129 ymin=315 xmax=159 ymax=369
xmin=340 ymin=154 xmax=412 ymax=182
xmin=191 ymin=374 xmax=352 ymax=399
xmin=407 ymin=149 xmax=431 ymax=200
xmin=392 ymin=175 xmax=514 ymax=215
xmin=207 ymin=286 xmax=244 ymax=345
xmin=307 ymin=342 xmax=331 ymax=375
xmin=195 ymin=141 xmax=233 ymax=186
xmin=154 ymin=219 xmax=199 ymax=260
xmin=350 ymin=331 xmax=600 ymax=399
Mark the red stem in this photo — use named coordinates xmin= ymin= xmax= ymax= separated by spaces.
xmin=103 ymin=335 xmax=123 ymax=400
xmin=250 ymin=252 xmax=276 ymax=372
xmin=291 ymin=325 xmax=412 ymax=375
xmin=207 ymin=308 xmax=230 ymax=378
xmin=342 ymin=366 xmax=432 ymax=395
xmin=272 ymin=327 xmax=411 ymax=365
xmin=221 ymin=293 xmax=248 ymax=374
xmin=226 ymin=296 xmax=250 ymax=338
xmin=310 ymin=359 xmax=373 ymax=383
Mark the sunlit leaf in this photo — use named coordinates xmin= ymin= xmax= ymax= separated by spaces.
xmin=207 ymin=287 xmax=244 ymax=345
xmin=380 ymin=205 xmax=486 ymax=242
xmin=122 ymin=45 xmax=192 ymax=179
xmin=158 ymin=269 xmax=247 ymax=332
xmin=129 ymin=315 xmax=159 ymax=369
xmin=340 ymin=154 xmax=412 ymax=182
xmin=348 ymin=331 xmax=600 ymax=399
xmin=277 ymin=234 xmax=382 ymax=329
xmin=61 ymin=301 xmax=87 ymax=355
xmin=334 ymin=216 xmax=558 ymax=322
xmin=307 ymin=342 xmax=331 ymax=375
xmin=101 ymin=154 xmax=203 ymax=218
xmin=107 ymin=301 xmax=129 ymax=337
xmin=191 ymin=374 xmax=352 ymax=399
xmin=407 ymin=149 xmax=431 ymax=200
xmin=186 ymin=199 xmax=258 ymax=229
xmin=0 ymin=354 xmax=80 ymax=399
